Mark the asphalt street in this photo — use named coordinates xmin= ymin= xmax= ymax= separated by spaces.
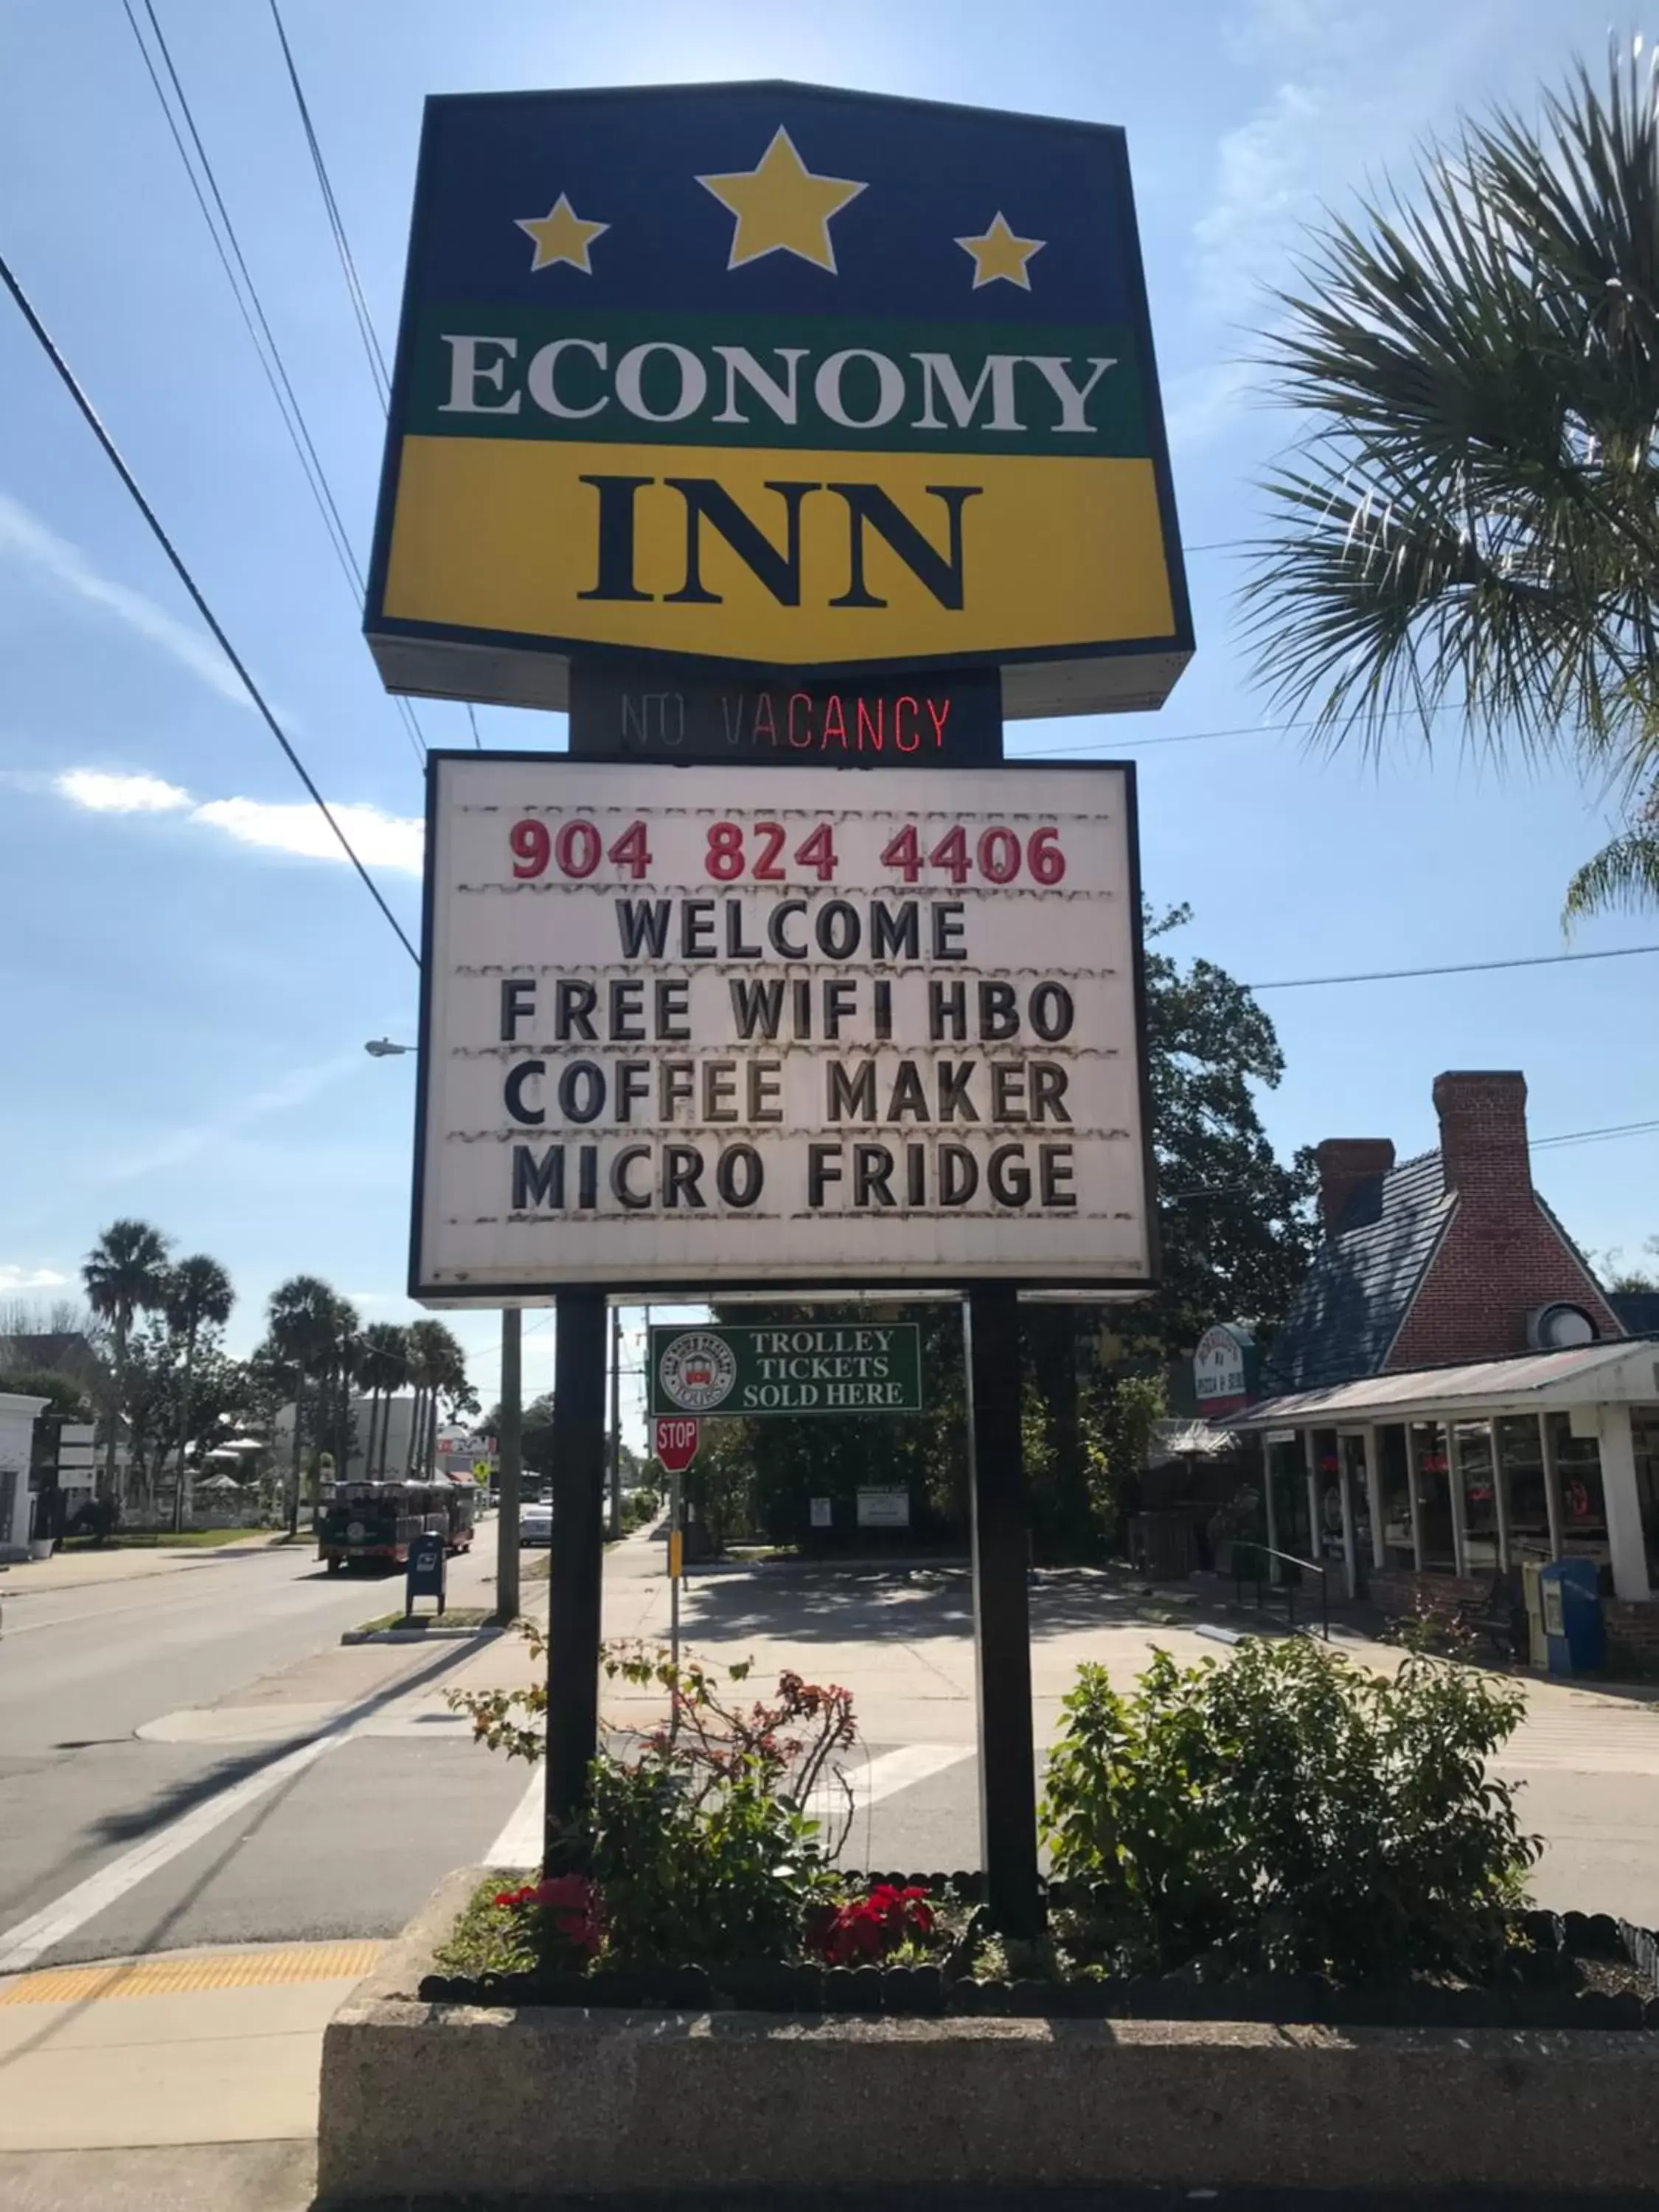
xmin=3 ymin=1532 xmax=1658 ymax=1975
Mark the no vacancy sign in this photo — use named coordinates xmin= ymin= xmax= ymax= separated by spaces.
xmin=408 ymin=754 xmax=1154 ymax=1298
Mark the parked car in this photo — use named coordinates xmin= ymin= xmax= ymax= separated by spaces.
xmin=520 ymin=1500 xmax=554 ymax=1546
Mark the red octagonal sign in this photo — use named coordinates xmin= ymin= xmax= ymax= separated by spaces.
xmin=653 ymin=1416 xmax=700 ymax=1475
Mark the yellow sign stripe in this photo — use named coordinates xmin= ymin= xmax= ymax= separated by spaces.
xmin=384 ymin=436 xmax=1175 ymax=664
xmin=0 ymin=1941 xmax=383 ymax=2008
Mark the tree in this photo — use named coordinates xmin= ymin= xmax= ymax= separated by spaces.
xmin=356 ymin=1323 xmax=411 ymax=1477
xmin=1605 ymin=1235 xmax=1659 ymax=1294
xmin=163 ymin=1255 xmax=235 ymax=1530
xmin=405 ymin=1318 xmax=470 ymax=1478
xmin=1240 ymin=50 xmax=1659 ymax=917
xmin=82 ymin=1218 xmax=172 ymax=1509
xmin=266 ymin=1275 xmax=339 ymax=1536
xmin=2 ymin=1366 xmax=92 ymax=1421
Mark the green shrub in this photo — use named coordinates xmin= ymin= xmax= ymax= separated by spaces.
xmin=1040 ymin=1639 xmax=1539 ymax=1983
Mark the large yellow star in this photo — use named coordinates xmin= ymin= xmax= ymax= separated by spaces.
xmin=515 ymin=192 xmax=608 ymax=274
xmin=697 ymin=127 xmax=866 ymax=274
xmin=956 ymin=211 xmax=1045 ymax=291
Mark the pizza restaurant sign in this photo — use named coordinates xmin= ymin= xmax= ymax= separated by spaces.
xmin=1192 ymin=1323 xmax=1258 ymax=1418
xmin=366 ymin=79 xmax=1189 ymax=717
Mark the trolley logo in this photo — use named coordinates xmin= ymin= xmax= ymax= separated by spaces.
xmin=656 ymin=1330 xmax=739 ymax=1412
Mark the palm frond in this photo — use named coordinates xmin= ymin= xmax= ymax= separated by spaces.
xmin=1242 ymin=49 xmax=1659 ymax=774
xmin=1562 ymin=825 xmax=1659 ymax=919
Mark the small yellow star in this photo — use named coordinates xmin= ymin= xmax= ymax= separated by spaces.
xmin=956 ymin=211 xmax=1045 ymax=291
xmin=698 ymin=127 xmax=866 ymax=274
xmin=515 ymin=192 xmax=608 ymax=274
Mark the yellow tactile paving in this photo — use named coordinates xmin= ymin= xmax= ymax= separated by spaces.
xmin=0 ymin=1941 xmax=383 ymax=2008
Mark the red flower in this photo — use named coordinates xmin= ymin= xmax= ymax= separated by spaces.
xmin=810 ymin=1885 xmax=936 ymax=1967
xmin=492 ymin=1873 xmax=604 ymax=1959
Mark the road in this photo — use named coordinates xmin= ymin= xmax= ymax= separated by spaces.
xmin=2 ymin=1534 xmax=1658 ymax=1973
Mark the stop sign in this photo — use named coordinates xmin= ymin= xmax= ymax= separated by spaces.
xmin=653 ymin=1416 xmax=700 ymax=1474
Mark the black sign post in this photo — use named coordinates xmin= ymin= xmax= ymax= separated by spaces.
xmin=964 ymin=1285 xmax=1040 ymax=1936
xmin=543 ymin=1287 xmax=608 ymax=1864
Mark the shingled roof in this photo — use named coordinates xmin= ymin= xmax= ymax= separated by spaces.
xmin=1265 ymin=1150 xmax=1453 ymax=1394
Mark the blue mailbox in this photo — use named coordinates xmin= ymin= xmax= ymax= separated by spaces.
xmin=1540 ymin=1557 xmax=1602 ymax=1677
xmin=406 ymin=1530 xmax=447 ymax=1620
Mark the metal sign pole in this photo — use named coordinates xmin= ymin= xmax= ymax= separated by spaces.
xmin=543 ymin=1288 xmax=607 ymax=1866
xmin=494 ymin=1308 xmax=521 ymax=1624
xmin=668 ymin=1461 xmax=682 ymax=1740
xmin=964 ymin=1284 xmax=1040 ymax=1938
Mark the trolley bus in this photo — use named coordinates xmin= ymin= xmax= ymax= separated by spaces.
xmin=316 ymin=1480 xmax=476 ymax=1572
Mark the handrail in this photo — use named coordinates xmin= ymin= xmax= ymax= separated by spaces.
xmin=1231 ymin=1540 xmax=1332 ymax=1641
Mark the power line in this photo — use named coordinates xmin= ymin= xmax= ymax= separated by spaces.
xmin=1247 ymin=942 xmax=1659 ymax=992
xmin=122 ymin=0 xmax=428 ymax=769
xmin=1018 ymin=700 xmax=1459 ymax=759
xmin=1531 ymin=1116 xmax=1659 ymax=1152
xmin=0 ymin=247 xmax=417 ymax=965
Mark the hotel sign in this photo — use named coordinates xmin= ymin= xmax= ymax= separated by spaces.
xmin=366 ymin=80 xmax=1191 ymax=719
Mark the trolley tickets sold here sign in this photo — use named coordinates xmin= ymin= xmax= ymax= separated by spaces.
xmin=409 ymin=754 xmax=1153 ymax=1297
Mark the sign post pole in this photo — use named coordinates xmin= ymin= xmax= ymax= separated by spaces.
xmin=494 ymin=1308 xmax=521 ymax=1624
xmin=653 ymin=1416 xmax=700 ymax=1740
xmin=964 ymin=1284 xmax=1040 ymax=1938
xmin=543 ymin=1288 xmax=607 ymax=1866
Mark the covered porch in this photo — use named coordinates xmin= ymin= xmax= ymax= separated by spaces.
xmin=1231 ymin=1342 xmax=1659 ymax=1610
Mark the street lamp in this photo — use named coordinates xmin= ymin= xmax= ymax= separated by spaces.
xmin=362 ymin=1032 xmax=521 ymax=1620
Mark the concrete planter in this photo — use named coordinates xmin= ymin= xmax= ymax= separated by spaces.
xmin=317 ymin=1868 xmax=1659 ymax=2204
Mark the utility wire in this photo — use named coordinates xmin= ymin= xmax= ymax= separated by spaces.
xmin=123 ymin=0 xmax=428 ymax=768
xmin=0 ymin=248 xmax=418 ymax=964
xmin=1018 ymin=701 xmax=1460 ymax=759
xmin=1248 ymin=942 xmax=1659 ymax=992
xmin=265 ymin=0 xmax=389 ymax=408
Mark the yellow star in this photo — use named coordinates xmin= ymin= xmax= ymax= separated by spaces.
xmin=956 ymin=211 xmax=1045 ymax=291
xmin=697 ymin=126 xmax=866 ymax=274
xmin=515 ymin=192 xmax=608 ymax=274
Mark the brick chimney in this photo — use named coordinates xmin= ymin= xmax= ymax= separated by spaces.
xmin=1432 ymin=1071 xmax=1531 ymax=1206
xmin=1313 ymin=1138 xmax=1396 ymax=1237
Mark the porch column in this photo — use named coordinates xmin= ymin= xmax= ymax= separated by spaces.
xmin=1600 ymin=1404 xmax=1652 ymax=1604
xmin=1538 ymin=1411 xmax=1564 ymax=1561
xmin=1488 ymin=1418 xmax=1511 ymax=1572
xmin=1262 ymin=1436 xmax=1281 ymax=1581
xmin=1337 ymin=1442 xmax=1359 ymax=1602
xmin=1303 ymin=1430 xmax=1321 ymax=1568
xmin=1444 ymin=1418 xmax=1470 ymax=1579
xmin=1405 ymin=1423 xmax=1425 ymax=1570
xmin=1363 ymin=1427 xmax=1385 ymax=1571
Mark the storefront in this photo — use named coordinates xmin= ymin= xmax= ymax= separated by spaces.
xmin=1234 ymin=1340 xmax=1659 ymax=1604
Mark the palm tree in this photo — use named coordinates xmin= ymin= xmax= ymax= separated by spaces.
xmin=357 ymin=1324 xmax=411 ymax=1478
xmin=164 ymin=1255 xmax=235 ymax=1531
xmin=266 ymin=1275 xmax=338 ymax=1537
xmin=83 ymin=1219 xmax=172 ymax=1510
xmin=405 ymin=1318 xmax=468 ymax=1479
xmin=1239 ymin=49 xmax=1659 ymax=917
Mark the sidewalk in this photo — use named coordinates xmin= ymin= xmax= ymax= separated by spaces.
xmin=1 ymin=1532 xmax=299 ymax=1599
xmin=0 ymin=1940 xmax=361 ymax=2209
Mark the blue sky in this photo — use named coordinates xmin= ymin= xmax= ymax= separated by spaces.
xmin=1 ymin=0 xmax=1655 ymax=1433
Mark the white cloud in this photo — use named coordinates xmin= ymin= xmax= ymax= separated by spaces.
xmin=0 ymin=1265 xmax=71 ymax=1292
xmin=1192 ymin=81 xmax=1322 ymax=322
xmin=56 ymin=768 xmax=192 ymax=815
xmin=52 ymin=769 xmax=423 ymax=877
xmin=193 ymin=796 xmax=423 ymax=874
xmin=0 ymin=491 xmax=250 ymax=709
xmin=101 ymin=1054 xmax=368 ymax=1181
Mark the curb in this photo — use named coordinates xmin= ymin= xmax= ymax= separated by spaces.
xmin=340 ymin=1624 xmax=505 ymax=1646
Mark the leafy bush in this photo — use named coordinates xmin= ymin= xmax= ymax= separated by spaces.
xmin=808 ymin=1883 xmax=937 ymax=1966
xmin=449 ymin=1630 xmax=859 ymax=1967
xmin=1040 ymin=1638 xmax=1539 ymax=1983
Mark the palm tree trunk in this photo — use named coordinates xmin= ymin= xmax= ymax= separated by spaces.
xmin=101 ymin=1312 xmax=128 ymax=1520
xmin=286 ymin=1368 xmax=306 ymax=1540
xmin=172 ymin=1321 xmax=199 ymax=1534
xmin=409 ymin=1388 xmax=424 ymax=1480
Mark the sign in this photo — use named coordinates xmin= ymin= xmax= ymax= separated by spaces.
xmin=410 ymin=755 xmax=1154 ymax=1298
xmin=810 ymin=1495 xmax=832 ymax=1528
xmin=650 ymin=1322 xmax=922 ymax=1416
xmin=366 ymin=81 xmax=1191 ymax=719
xmin=653 ymin=1414 xmax=701 ymax=1472
xmin=857 ymin=1487 xmax=910 ymax=1528
xmin=473 ymin=1461 xmax=492 ymax=1483
xmin=568 ymin=661 xmax=1001 ymax=765
xmin=1192 ymin=1323 xmax=1258 ymax=1417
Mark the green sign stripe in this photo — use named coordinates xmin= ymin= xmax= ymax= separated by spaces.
xmin=649 ymin=1323 xmax=923 ymax=1419
xmin=406 ymin=307 xmax=1148 ymax=459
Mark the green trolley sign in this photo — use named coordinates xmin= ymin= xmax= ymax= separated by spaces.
xmin=649 ymin=1321 xmax=922 ymax=1418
